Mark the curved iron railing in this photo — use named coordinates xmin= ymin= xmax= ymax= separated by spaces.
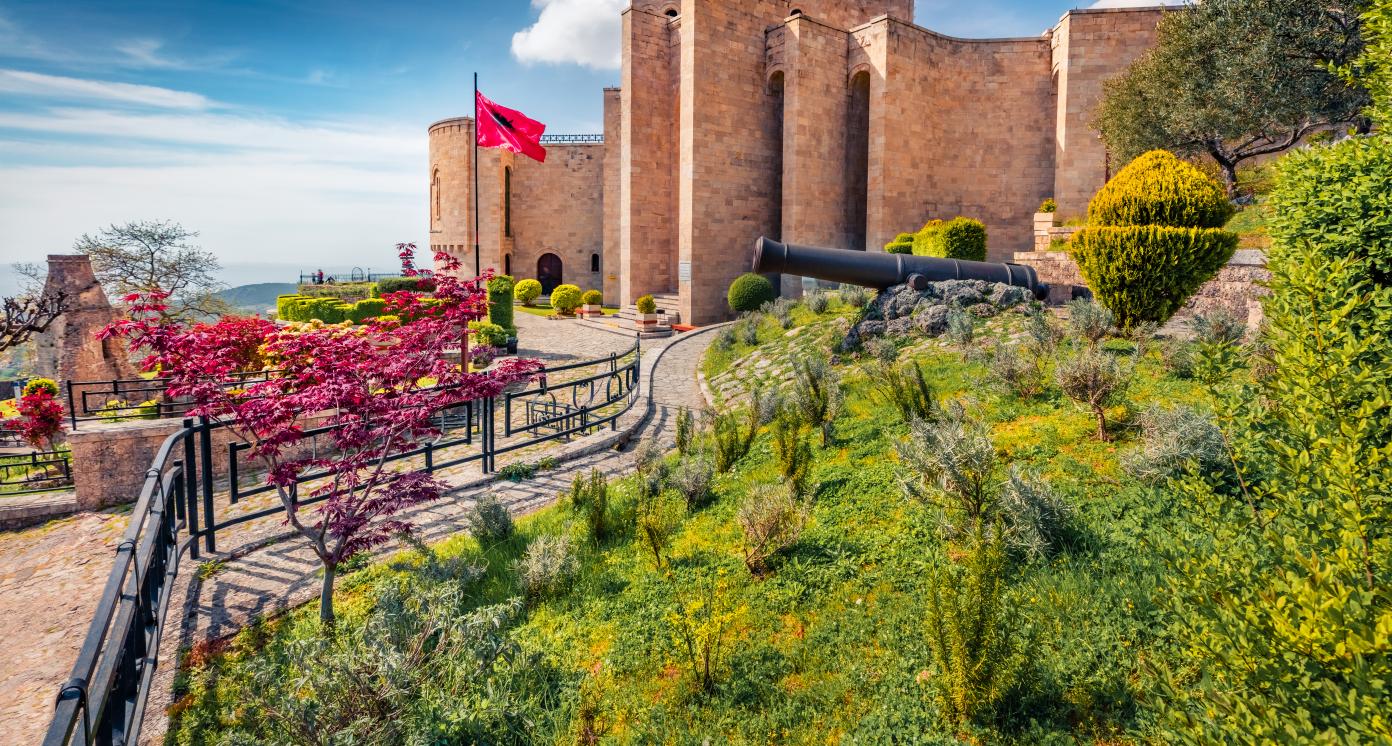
xmin=43 ymin=341 xmax=642 ymax=745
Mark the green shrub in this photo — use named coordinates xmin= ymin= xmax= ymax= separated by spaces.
xmin=486 ymin=275 xmax=515 ymax=334
xmin=347 ymin=298 xmax=385 ymax=324
xmin=670 ymin=456 xmax=714 ymax=510
xmin=838 ymin=283 xmax=871 ymax=309
xmin=374 ymin=276 xmax=433 ymax=295
xmin=515 ymin=535 xmax=578 ymax=602
xmin=866 ymin=359 xmax=939 ymax=424
xmin=568 ymin=469 xmax=612 ymax=544
xmin=885 ymin=232 xmax=915 ymax=254
xmin=727 ymin=273 xmax=776 ymax=313
xmin=1087 ymin=150 xmax=1234 ymax=229
xmin=1152 ymin=134 xmax=1392 ymax=742
xmin=987 ymin=343 xmax=1047 ymax=399
xmin=675 ymin=408 xmax=695 ymax=456
xmin=737 ymin=484 xmax=807 ymax=577
xmin=913 ymin=217 xmax=987 ymax=262
xmin=469 ymin=321 xmax=509 ymax=348
xmin=1070 ymin=225 xmax=1237 ymax=330
xmin=804 ymin=288 xmax=830 ymax=314
xmin=789 ymin=352 xmax=841 ymax=447
xmin=513 ymin=278 xmax=543 ymax=306
xmin=550 ymin=284 xmax=583 ymax=315
xmin=465 ymin=494 xmax=514 ymax=545
xmin=1122 ymin=405 xmax=1230 ymax=485
xmin=635 ymin=294 xmax=657 ymax=314
xmin=1066 ymin=298 xmax=1114 ymax=348
xmin=22 ymin=378 xmax=59 ymax=397
xmin=1055 ymin=347 xmax=1132 ymax=441
xmin=771 ymin=406 xmax=813 ymax=498
xmin=1268 ymin=135 xmax=1392 ymax=284
xmin=1038 ymin=197 xmax=1057 ymax=213
xmin=581 ymin=289 xmax=603 ymax=306
xmin=1070 ymin=150 xmax=1238 ymax=330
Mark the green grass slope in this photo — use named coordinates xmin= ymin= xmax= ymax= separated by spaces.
xmin=169 ymin=299 xmax=1223 ymax=745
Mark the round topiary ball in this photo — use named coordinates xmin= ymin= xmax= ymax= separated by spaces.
xmin=513 ymin=278 xmax=542 ymax=306
xmin=728 ymin=273 xmax=776 ymax=313
xmin=1087 ymin=150 xmax=1234 ymax=229
xmin=581 ymin=289 xmax=603 ymax=306
xmin=550 ymin=284 xmax=583 ymax=315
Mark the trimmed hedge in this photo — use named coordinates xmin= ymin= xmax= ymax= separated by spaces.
xmin=347 ymin=298 xmax=385 ymax=324
xmin=487 ymin=275 xmax=516 ymax=334
xmin=913 ymin=217 xmax=987 ymax=262
xmin=373 ymin=276 xmax=436 ymax=296
xmin=514 ymin=279 xmax=543 ymax=306
xmin=469 ymin=321 xmax=510 ymax=347
xmin=885 ymin=232 xmax=915 ymax=254
xmin=551 ymin=284 xmax=583 ymax=315
xmin=727 ymin=273 xmax=776 ymax=313
xmin=582 ymin=289 xmax=603 ymax=306
xmin=276 ymin=294 xmax=392 ymax=324
xmin=1087 ymin=150 xmax=1233 ymax=229
xmin=1070 ymin=226 xmax=1237 ymax=329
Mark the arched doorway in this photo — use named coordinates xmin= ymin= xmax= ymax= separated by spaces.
xmin=537 ymin=253 xmax=562 ymax=294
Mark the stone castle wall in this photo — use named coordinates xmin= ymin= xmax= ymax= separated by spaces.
xmin=31 ymin=255 xmax=136 ymax=385
xmin=429 ymin=2 xmax=1170 ymax=324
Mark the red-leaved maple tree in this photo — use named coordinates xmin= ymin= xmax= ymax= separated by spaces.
xmin=102 ymin=249 xmax=540 ymax=624
xmin=7 ymin=388 xmax=66 ymax=451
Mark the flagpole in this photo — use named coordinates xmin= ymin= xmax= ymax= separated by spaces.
xmin=472 ymin=71 xmax=481 ymax=279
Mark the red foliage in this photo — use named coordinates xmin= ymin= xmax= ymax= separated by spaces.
xmin=398 ymin=241 xmax=419 ymax=277
xmin=8 ymin=388 xmax=66 ymax=451
xmin=101 ymin=249 xmax=541 ymax=622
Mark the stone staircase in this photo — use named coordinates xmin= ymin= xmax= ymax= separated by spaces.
xmin=577 ymin=292 xmax=681 ymax=338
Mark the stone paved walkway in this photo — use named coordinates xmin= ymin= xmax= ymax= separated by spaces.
xmin=0 ymin=318 xmax=717 ymax=746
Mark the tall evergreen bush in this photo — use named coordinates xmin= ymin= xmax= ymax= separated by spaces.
xmin=486 ymin=275 xmax=516 ymax=334
xmin=1069 ymin=150 xmax=1238 ymax=329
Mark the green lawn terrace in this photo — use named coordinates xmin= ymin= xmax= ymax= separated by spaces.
xmin=167 ymin=291 xmax=1235 ymax=743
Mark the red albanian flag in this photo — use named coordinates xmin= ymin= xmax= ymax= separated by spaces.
xmin=476 ymin=90 xmax=547 ymax=163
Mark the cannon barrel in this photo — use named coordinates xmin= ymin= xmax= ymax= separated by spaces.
xmin=753 ymin=237 xmax=1049 ymax=301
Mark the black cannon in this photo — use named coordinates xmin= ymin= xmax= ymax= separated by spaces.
xmin=752 ymin=237 xmax=1049 ymax=301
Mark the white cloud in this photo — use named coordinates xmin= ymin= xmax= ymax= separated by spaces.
xmin=0 ymin=96 xmax=427 ymax=273
xmin=511 ymin=0 xmax=625 ymax=71
xmin=0 ymin=69 xmax=212 ymax=109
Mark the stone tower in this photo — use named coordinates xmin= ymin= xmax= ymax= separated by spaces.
xmin=31 ymin=255 xmax=136 ymax=384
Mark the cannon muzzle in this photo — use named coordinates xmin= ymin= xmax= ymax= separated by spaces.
xmin=753 ymin=237 xmax=1049 ymax=301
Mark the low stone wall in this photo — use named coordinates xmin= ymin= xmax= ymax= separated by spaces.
xmin=1011 ymin=244 xmax=1269 ymax=327
xmin=65 ymin=419 xmax=243 ymax=511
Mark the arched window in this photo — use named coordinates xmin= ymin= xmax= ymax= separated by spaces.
xmin=504 ymin=254 xmax=512 ymax=275
xmin=789 ymin=8 xmax=803 ymax=16
xmin=665 ymin=7 xmax=678 ymax=18
xmin=590 ymin=253 xmax=600 ymax=272
xmin=430 ymin=168 xmax=441 ymax=226
xmin=504 ymin=166 xmax=512 ymax=238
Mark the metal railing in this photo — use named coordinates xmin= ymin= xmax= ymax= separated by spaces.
xmin=0 ymin=448 xmax=74 ymax=495
xmin=538 ymin=133 xmax=603 ymax=144
xmin=64 ymin=370 xmax=280 ymax=429
xmin=43 ymin=340 xmax=642 ymax=745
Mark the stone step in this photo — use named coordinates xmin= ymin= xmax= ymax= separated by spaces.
xmin=575 ymin=316 xmax=674 ymax=339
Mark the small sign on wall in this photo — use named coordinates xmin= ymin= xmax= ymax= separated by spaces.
xmin=678 ymin=261 xmax=691 ymax=284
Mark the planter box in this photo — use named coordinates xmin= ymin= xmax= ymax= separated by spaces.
xmin=635 ymin=312 xmax=661 ymax=327
xmin=580 ymin=304 xmax=603 ymax=316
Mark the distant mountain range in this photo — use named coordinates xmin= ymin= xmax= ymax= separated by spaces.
xmin=217 ymin=282 xmax=297 ymax=314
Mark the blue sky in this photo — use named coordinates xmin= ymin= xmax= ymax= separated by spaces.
xmin=0 ymin=0 xmax=1159 ymax=291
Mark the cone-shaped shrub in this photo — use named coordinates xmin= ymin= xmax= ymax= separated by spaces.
xmin=486 ymin=275 xmax=515 ymax=334
xmin=1070 ymin=150 xmax=1237 ymax=330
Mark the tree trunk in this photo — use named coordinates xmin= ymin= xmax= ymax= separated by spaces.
xmin=320 ymin=564 xmax=336 ymax=626
xmin=1205 ymin=140 xmax=1240 ymax=198
xmin=1094 ymin=407 xmax=1110 ymax=442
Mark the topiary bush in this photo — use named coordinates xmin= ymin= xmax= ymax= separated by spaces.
xmin=885 ymin=232 xmax=915 ymax=254
xmin=1038 ymin=198 xmax=1057 ymax=213
xmin=486 ymin=275 xmax=515 ymax=334
xmin=635 ymin=294 xmax=657 ymax=314
xmin=727 ymin=273 xmax=776 ymax=313
xmin=1087 ymin=150 xmax=1234 ymax=229
xmin=22 ymin=378 xmax=59 ymax=397
xmin=581 ymin=289 xmax=603 ymax=306
xmin=469 ymin=321 xmax=510 ymax=348
xmin=550 ymin=284 xmax=583 ymax=315
xmin=913 ymin=217 xmax=987 ymax=261
xmin=513 ymin=278 xmax=542 ymax=306
xmin=1069 ymin=150 xmax=1238 ymax=330
xmin=347 ymin=298 xmax=385 ymax=324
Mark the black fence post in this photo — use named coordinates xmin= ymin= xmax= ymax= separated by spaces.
xmin=183 ymin=419 xmax=200 ymax=560
xmin=199 ymin=417 xmax=216 ymax=553
xmin=65 ymin=382 xmax=78 ymax=430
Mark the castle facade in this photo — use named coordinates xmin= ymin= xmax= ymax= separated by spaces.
xmin=429 ymin=1 xmax=1166 ymax=324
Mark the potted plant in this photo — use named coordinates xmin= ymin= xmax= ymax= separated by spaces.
xmin=580 ymin=289 xmax=604 ymax=316
xmin=635 ymin=294 xmax=660 ymax=328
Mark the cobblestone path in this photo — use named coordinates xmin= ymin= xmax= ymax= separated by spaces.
xmin=0 ymin=319 xmax=717 ymax=746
